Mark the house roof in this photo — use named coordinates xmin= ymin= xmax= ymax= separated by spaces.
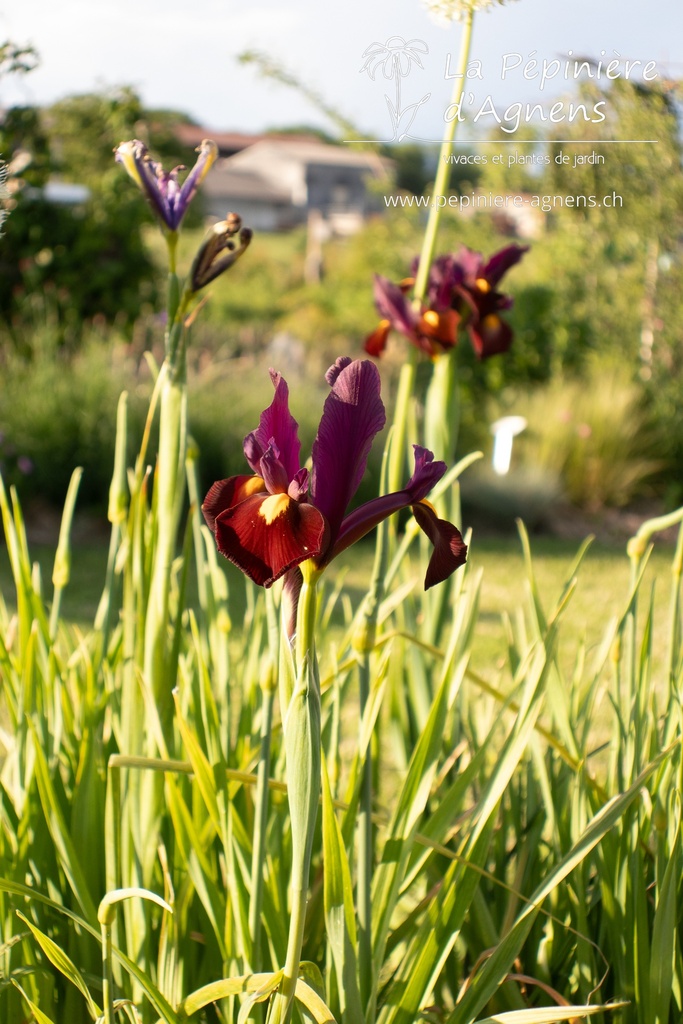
xmin=224 ymin=139 xmax=388 ymax=174
xmin=173 ymin=124 xmax=322 ymax=154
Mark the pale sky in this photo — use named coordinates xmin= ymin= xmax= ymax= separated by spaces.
xmin=1 ymin=0 xmax=681 ymax=141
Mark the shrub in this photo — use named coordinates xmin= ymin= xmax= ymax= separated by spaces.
xmin=503 ymin=363 xmax=665 ymax=508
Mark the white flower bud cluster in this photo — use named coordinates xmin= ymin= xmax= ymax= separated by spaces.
xmin=423 ymin=0 xmax=517 ymax=25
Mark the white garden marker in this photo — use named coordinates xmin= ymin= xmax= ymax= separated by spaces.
xmin=491 ymin=415 xmax=527 ymax=475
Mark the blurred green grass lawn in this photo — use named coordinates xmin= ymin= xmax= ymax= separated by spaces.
xmin=1 ymin=533 xmax=673 ymax=680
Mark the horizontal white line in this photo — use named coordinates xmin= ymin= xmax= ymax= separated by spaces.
xmin=344 ymin=139 xmax=659 ymax=144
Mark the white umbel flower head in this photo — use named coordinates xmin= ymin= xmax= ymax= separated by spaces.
xmin=423 ymin=0 xmax=516 ymax=24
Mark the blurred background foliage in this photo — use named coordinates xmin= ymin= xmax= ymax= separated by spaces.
xmin=0 ymin=49 xmax=682 ymax=516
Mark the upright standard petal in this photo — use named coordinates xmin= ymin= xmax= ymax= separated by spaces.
xmin=115 ymin=139 xmax=174 ymax=229
xmin=243 ymin=371 xmax=302 ymax=481
xmin=310 ymin=359 xmax=386 ymax=549
xmin=115 ymin=138 xmax=218 ymax=233
xmin=175 ymin=139 xmax=218 ymax=221
xmin=480 ymin=244 xmax=529 ymax=286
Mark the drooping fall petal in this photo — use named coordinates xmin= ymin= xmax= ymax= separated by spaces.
xmin=467 ymin=313 xmax=513 ymax=359
xmin=202 ymin=474 xmax=267 ymax=531
xmin=411 ymin=500 xmax=468 ymax=589
xmin=311 ymin=358 xmax=386 ymax=550
xmin=372 ymin=274 xmax=416 ymax=338
xmin=364 ymin=319 xmax=392 ymax=357
xmin=212 ymin=492 xmax=327 ymax=587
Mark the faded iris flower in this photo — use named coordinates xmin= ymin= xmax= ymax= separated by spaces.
xmin=203 ymin=358 xmax=467 ymax=590
xmin=190 ymin=213 xmax=253 ymax=291
xmin=115 ymin=138 xmax=217 ymax=233
xmin=365 ymin=243 xmax=528 ymax=360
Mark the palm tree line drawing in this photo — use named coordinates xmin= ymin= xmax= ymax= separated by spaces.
xmin=360 ymin=36 xmax=431 ymax=142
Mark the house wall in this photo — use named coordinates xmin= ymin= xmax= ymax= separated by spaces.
xmin=305 ymin=164 xmax=369 ymax=216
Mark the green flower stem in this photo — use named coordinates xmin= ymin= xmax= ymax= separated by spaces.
xmin=388 ymin=11 xmax=474 ymax=492
xmin=143 ymin=361 xmax=187 ymax=741
xmin=387 ymin=353 xmax=418 ymax=496
xmin=248 ymin=588 xmax=280 ymax=971
xmin=100 ymin=917 xmax=115 ymax=1024
xmin=424 ymin=348 xmax=460 ymax=463
xmin=142 ymin=276 xmax=190 ymax=745
xmin=356 ymin=646 xmax=376 ymax=1011
xmin=269 ymin=565 xmax=322 ymax=1024
xmin=354 ymin=442 xmax=391 ymax=1011
xmin=353 ymin=20 xmax=476 ymax=1012
xmin=412 ymin=8 xmax=474 ymax=306
xmin=424 ymin=349 xmax=461 ymax=647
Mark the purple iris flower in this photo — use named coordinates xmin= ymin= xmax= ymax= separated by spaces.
xmin=203 ymin=358 xmax=467 ymax=590
xmin=365 ymin=244 xmax=528 ymax=360
xmin=115 ymin=138 xmax=218 ymax=232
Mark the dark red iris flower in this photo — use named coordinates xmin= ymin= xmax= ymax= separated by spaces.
xmin=364 ymin=244 xmax=528 ymax=360
xmin=203 ymin=358 xmax=467 ymax=590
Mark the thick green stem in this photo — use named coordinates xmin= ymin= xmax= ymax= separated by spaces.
xmin=354 ymin=19 xmax=476 ymax=1018
xmin=412 ymin=9 xmax=474 ymax=305
xmin=387 ymin=354 xmax=418 ymax=496
xmin=424 ymin=347 xmax=460 ymax=463
xmin=143 ymin=365 xmax=187 ymax=741
xmin=355 ymin=478 xmax=390 ymax=1010
xmin=269 ymin=568 xmax=321 ymax=1024
xmin=248 ymin=683 xmax=275 ymax=971
xmin=249 ymin=589 xmax=280 ymax=971
xmin=357 ymin=655 xmax=373 ymax=1009
xmin=101 ymin=921 xmax=115 ymax=1024
xmin=387 ymin=11 xmax=474 ymax=493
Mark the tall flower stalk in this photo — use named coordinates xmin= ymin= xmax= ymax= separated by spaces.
xmin=355 ymin=13 xmax=475 ymax=1006
xmin=115 ymin=141 xmax=251 ymax=752
xmin=202 ymin=359 xmax=466 ymax=1021
xmin=388 ymin=7 xmax=474 ymax=490
xmin=268 ymin=565 xmax=322 ymax=1024
xmin=113 ymin=140 xmax=251 ymax=980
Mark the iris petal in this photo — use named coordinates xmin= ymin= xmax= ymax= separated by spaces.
xmin=311 ymin=359 xmax=386 ymax=550
xmin=326 ymin=445 xmax=447 ymax=562
xmin=468 ymin=315 xmax=513 ymax=359
xmin=202 ymin=474 xmax=266 ymax=531
xmin=411 ymin=501 xmax=468 ymax=589
xmin=481 ymin=244 xmax=529 ymax=286
xmin=364 ymin=319 xmax=392 ymax=357
xmin=213 ymin=492 xmax=327 ymax=588
xmin=372 ymin=274 xmax=417 ymax=338
xmin=245 ymin=371 xmax=302 ymax=480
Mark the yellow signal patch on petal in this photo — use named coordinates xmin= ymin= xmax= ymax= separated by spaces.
xmin=237 ymin=476 xmax=268 ymax=500
xmin=422 ymin=310 xmax=440 ymax=328
xmin=258 ymin=493 xmax=292 ymax=525
xmin=482 ymin=313 xmax=501 ymax=332
xmin=475 ymin=277 xmax=491 ymax=293
xmin=417 ymin=498 xmax=437 ymax=515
